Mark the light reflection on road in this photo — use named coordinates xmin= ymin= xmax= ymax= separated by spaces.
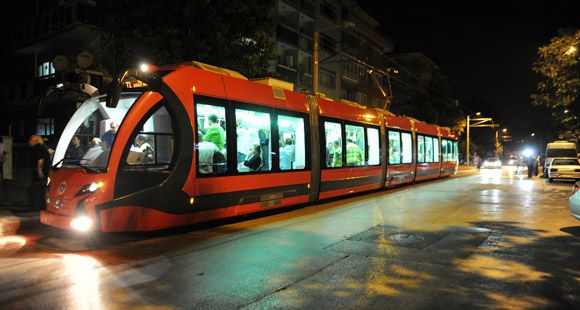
xmin=61 ymin=254 xmax=103 ymax=310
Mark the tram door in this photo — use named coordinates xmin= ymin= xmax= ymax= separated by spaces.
xmin=115 ymin=104 xmax=176 ymax=198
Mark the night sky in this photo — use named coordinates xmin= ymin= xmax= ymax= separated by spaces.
xmin=356 ymin=1 xmax=579 ymax=136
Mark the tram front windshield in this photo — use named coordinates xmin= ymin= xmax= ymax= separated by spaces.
xmin=52 ymin=93 xmax=141 ymax=171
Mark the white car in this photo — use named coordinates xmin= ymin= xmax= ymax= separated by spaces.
xmin=547 ymin=157 xmax=580 ymax=183
xmin=568 ymin=181 xmax=580 ymax=220
xmin=482 ymin=158 xmax=502 ymax=169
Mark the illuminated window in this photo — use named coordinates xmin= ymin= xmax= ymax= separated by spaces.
xmin=433 ymin=137 xmax=439 ymax=162
xmin=36 ymin=117 xmax=55 ymax=136
xmin=388 ymin=131 xmax=401 ymax=164
xmin=425 ymin=136 xmax=433 ymax=163
xmin=195 ymin=101 xmax=227 ymax=175
xmin=324 ymin=121 xmax=342 ymax=168
xmin=278 ymin=114 xmax=306 ymax=170
xmin=125 ymin=106 xmax=174 ymax=166
xmin=417 ymin=135 xmax=425 ymax=163
xmin=401 ymin=132 xmax=412 ymax=164
xmin=37 ymin=61 xmax=55 ymax=77
xmin=367 ymin=127 xmax=380 ymax=165
xmin=236 ymin=108 xmax=271 ymax=173
xmin=345 ymin=124 xmax=365 ymax=167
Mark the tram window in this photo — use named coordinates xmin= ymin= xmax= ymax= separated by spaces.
xmin=445 ymin=139 xmax=452 ymax=161
xmin=441 ymin=140 xmax=448 ymax=161
xmin=401 ymin=132 xmax=412 ymax=164
xmin=236 ymin=108 xmax=271 ymax=172
xmin=453 ymin=141 xmax=459 ymax=161
xmin=367 ymin=128 xmax=380 ymax=165
xmin=324 ymin=121 xmax=342 ymax=168
xmin=195 ymin=103 xmax=227 ymax=175
xmin=126 ymin=106 xmax=174 ymax=166
xmin=417 ymin=135 xmax=425 ymax=163
xmin=345 ymin=124 xmax=365 ymax=167
xmin=425 ymin=136 xmax=433 ymax=162
xmin=278 ymin=115 xmax=306 ymax=170
xmin=433 ymin=138 xmax=439 ymax=162
xmin=388 ymin=131 xmax=401 ymax=164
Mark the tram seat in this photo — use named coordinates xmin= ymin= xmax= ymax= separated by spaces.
xmin=213 ymin=151 xmax=227 ymax=174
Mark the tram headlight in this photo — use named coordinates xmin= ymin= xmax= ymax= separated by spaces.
xmin=76 ymin=181 xmax=104 ymax=196
xmin=70 ymin=216 xmax=93 ymax=231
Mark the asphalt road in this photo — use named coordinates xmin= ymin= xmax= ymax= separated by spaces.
xmin=0 ymin=167 xmax=578 ymax=309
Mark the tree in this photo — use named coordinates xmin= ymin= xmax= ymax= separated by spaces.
xmin=531 ymin=29 xmax=580 ymax=137
xmin=97 ymin=0 xmax=276 ymax=78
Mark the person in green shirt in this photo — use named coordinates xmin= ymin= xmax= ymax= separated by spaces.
xmin=346 ymin=138 xmax=363 ymax=166
xmin=332 ymin=140 xmax=342 ymax=167
xmin=203 ymin=114 xmax=226 ymax=150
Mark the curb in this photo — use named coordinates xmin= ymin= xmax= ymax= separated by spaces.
xmin=0 ymin=210 xmax=40 ymax=236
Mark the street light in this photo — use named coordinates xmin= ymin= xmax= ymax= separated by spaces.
xmin=313 ymin=21 xmax=356 ymax=95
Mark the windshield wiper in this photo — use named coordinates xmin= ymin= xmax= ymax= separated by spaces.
xmin=79 ymin=164 xmax=101 ymax=174
xmin=52 ymin=157 xmax=101 ymax=173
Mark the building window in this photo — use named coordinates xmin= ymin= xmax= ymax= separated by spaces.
xmin=37 ymin=61 xmax=55 ymax=78
xmin=320 ymin=0 xmax=337 ymax=22
xmin=320 ymin=69 xmax=336 ymax=88
xmin=36 ymin=118 xmax=55 ymax=136
xmin=319 ymin=33 xmax=336 ymax=52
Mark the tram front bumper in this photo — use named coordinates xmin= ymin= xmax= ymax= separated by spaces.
xmin=40 ymin=210 xmax=94 ymax=231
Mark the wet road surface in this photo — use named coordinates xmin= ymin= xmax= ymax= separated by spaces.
xmin=0 ymin=167 xmax=579 ymax=309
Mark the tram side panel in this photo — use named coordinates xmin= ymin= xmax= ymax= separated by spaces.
xmin=384 ymin=115 xmax=416 ymax=187
xmin=317 ymin=98 xmax=384 ymax=200
xmin=414 ymin=122 xmax=441 ymax=181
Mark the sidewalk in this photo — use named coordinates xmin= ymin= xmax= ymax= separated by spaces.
xmin=0 ymin=181 xmax=41 ymax=236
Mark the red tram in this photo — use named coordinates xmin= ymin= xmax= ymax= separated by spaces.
xmin=40 ymin=61 xmax=458 ymax=232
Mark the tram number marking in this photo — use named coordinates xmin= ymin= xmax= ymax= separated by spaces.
xmin=260 ymin=193 xmax=284 ymax=208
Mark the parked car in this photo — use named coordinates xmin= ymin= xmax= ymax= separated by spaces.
xmin=544 ymin=140 xmax=577 ymax=176
xmin=482 ymin=157 xmax=502 ymax=169
xmin=547 ymin=157 xmax=580 ymax=183
xmin=568 ymin=181 xmax=580 ymax=220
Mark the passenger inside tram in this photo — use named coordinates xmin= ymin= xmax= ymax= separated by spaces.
xmin=279 ymin=137 xmax=295 ymax=170
xmin=241 ymin=144 xmax=262 ymax=171
xmin=65 ymin=135 xmax=86 ymax=159
xmin=196 ymin=132 xmax=218 ymax=174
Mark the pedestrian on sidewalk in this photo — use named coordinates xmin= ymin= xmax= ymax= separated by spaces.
xmin=29 ymin=135 xmax=50 ymax=211
xmin=527 ymin=155 xmax=535 ymax=178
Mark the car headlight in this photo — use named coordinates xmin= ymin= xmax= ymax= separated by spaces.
xmin=76 ymin=181 xmax=104 ymax=196
xmin=70 ymin=216 xmax=93 ymax=231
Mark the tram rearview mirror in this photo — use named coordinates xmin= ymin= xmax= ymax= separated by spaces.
xmin=106 ymin=69 xmax=130 ymax=108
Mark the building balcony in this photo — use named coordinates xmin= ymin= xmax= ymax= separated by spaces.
xmin=1 ymin=0 xmax=103 ymax=54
